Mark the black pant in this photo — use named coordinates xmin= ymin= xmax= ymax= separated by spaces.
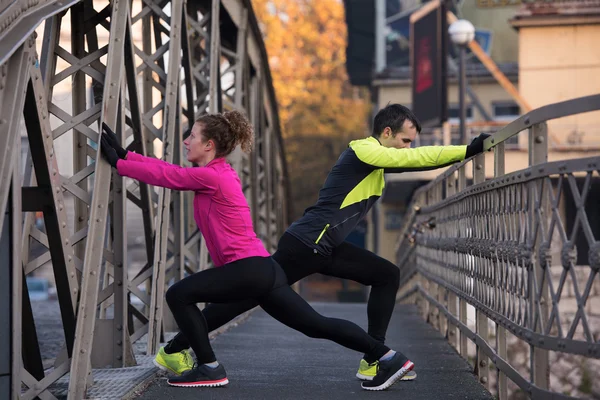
xmin=165 ymin=255 xmax=390 ymax=364
xmin=167 ymin=233 xmax=400 ymax=362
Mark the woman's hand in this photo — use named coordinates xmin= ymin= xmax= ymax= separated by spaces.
xmin=102 ymin=122 xmax=128 ymax=159
xmin=100 ymin=133 xmax=120 ymax=168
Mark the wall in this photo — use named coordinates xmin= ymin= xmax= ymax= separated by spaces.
xmin=519 ymin=24 xmax=600 ymax=147
xmin=461 ymin=2 xmax=521 ymax=63
xmin=377 ymin=80 xmax=518 ymax=121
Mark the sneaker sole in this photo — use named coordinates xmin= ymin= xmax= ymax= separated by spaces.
xmin=361 ymin=360 xmax=415 ymax=391
xmin=356 ymin=370 xmax=417 ymax=382
xmin=401 ymin=371 xmax=417 ymax=381
xmin=356 ymin=372 xmax=373 ymax=381
xmin=167 ymin=377 xmax=229 ymax=388
xmin=153 ymin=359 xmax=183 ymax=376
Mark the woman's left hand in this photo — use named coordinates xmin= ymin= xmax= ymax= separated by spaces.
xmin=102 ymin=122 xmax=128 ymax=159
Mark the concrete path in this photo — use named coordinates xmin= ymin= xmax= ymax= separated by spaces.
xmin=135 ymin=302 xmax=493 ymax=400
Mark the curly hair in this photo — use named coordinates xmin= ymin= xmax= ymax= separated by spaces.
xmin=195 ymin=110 xmax=254 ymax=158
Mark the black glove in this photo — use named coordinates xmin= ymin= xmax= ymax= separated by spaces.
xmin=100 ymin=134 xmax=120 ymax=168
xmin=465 ymin=133 xmax=491 ymax=158
xmin=102 ymin=122 xmax=128 ymax=159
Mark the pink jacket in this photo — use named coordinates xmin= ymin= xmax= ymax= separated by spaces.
xmin=116 ymin=152 xmax=270 ymax=267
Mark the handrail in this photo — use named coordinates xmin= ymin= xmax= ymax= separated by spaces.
xmin=410 ymin=94 xmax=600 ymax=201
xmin=485 ymin=94 xmax=600 ymax=150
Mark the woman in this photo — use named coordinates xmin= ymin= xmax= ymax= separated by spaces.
xmin=99 ymin=112 xmax=414 ymax=391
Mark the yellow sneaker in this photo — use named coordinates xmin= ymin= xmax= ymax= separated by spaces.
xmin=356 ymin=359 xmax=417 ymax=381
xmin=153 ymin=347 xmax=194 ymax=375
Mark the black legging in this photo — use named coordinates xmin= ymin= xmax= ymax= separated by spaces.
xmin=167 ymin=233 xmax=401 ymax=363
xmin=165 ymin=255 xmax=390 ymax=364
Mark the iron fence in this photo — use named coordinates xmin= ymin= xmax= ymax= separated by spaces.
xmin=396 ymin=94 xmax=600 ymax=399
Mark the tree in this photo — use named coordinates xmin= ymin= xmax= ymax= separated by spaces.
xmin=252 ymin=0 xmax=372 ymax=218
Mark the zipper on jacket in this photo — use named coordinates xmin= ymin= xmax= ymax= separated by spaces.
xmin=315 ymin=224 xmax=330 ymax=244
xmin=330 ymin=212 xmax=360 ymax=230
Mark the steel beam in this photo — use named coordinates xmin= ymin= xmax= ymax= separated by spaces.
xmin=529 ymin=122 xmax=550 ymax=392
xmin=0 ymin=44 xmax=30 ymax=236
xmin=494 ymin=141 xmax=508 ymax=400
xmin=71 ymin=2 xmax=90 ymax=266
xmin=26 ymin=64 xmax=81 ymax=342
xmin=11 ymin=146 xmax=22 ymax=400
xmin=146 ymin=0 xmax=184 ymax=354
xmin=0 ymin=0 xmax=79 ymax=66
xmin=124 ymin=21 xmax=155 ymax=268
xmin=67 ymin=0 xmax=130 ymax=395
xmin=110 ymin=86 xmax=133 ymax=368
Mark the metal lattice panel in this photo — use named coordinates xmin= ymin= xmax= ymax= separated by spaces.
xmin=48 ymin=356 xmax=157 ymax=399
xmin=0 ymin=0 xmax=289 ymax=398
xmin=414 ymin=161 xmax=600 ymax=356
xmin=396 ymin=96 xmax=600 ymax=400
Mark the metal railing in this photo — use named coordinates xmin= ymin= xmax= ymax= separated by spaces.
xmin=417 ymin=122 xmax=600 ymax=150
xmin=396 ymin=94 xmax=600 ymax=399
xmin=0 ymin=0 xmax=289 ymax=398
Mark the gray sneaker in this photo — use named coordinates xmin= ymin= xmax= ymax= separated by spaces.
xmin=361 ymin=354 xmax=414 ymax=391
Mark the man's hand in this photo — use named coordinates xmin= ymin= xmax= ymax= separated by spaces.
xmin=465 ymin=133 xmax=491 ymax=158
xmin=100 ymin=134 xmax=120 ymax=168
xmin=102 ymin=122 xmax=128 ymax=159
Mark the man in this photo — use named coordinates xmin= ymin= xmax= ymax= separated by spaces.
xmin=154 ymin=104 xmax=489 ymax=382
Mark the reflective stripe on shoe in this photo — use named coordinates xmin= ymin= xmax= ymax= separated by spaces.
xmin=167 ymin=377 xmax=229 ymax=388
xmin=167 ymin=363 xmax=229 ymax=388
xmin=361 ymin=358 xmax=415 ymax=391
xmin=357 ymin=369 xmax=417 ymax=381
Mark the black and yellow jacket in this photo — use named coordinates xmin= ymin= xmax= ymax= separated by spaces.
xmin=287 ymin=136 xmax=467 ymax=256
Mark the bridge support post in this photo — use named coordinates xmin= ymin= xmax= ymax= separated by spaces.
xmin=2 ymin=142 xmax=21 ymax=400
xmin=457 ymin=166 xmax=469 ymax=358
xmin=529 ymin=122 xmax=550 ymax=393
xmin=494 ymin=141 xmax=508 ymax=400
xmin=473 ymin=153 xmax=490 ymax=390
xmin=445 ymin=174 xmax=458 ymax=350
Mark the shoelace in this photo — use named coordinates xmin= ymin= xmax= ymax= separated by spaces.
xmin=368 ymin=361 xmax=379 ymax=371
xmin=182 ymin=351 xmax=194 ymax=368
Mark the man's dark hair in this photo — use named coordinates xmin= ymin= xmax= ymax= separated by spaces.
xmin=372 ymin=104 xmax=422 ymax=137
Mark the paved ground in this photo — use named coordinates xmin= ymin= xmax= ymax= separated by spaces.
xmin=31 ymin=300 xmax=66 ymax=363
xmin=135 ymin=303 xmax=493 ymax=400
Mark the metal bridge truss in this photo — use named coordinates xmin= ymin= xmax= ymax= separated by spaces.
xmin=0 ymin=0 xmax=289 ymax=398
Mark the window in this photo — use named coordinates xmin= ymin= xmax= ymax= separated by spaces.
xmin=448 ymin=104 xmax=474 ymax=122
xmin=493 ymin=102 xmax=520 ymax=121
xmin=493 ymin=101 xmax=521 ymax=147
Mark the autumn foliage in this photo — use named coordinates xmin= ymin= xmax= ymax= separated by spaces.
xmin=252 ymin=0 xmax=372 ymax=219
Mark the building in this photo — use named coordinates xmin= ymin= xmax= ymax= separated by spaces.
xmin=346 ymin=0 xmax=600 ymax=262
